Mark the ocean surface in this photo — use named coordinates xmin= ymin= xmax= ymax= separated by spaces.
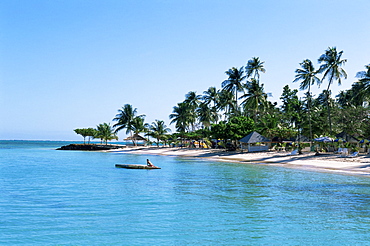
xmin=1 ymin=140 xmax=370 ymax=245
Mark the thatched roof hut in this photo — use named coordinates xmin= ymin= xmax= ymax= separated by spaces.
xmin=124 ymin=134 xmax=147 ymax=141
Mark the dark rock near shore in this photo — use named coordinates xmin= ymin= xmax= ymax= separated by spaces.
xmin=57 ymin=144 xmax=125 ymax=151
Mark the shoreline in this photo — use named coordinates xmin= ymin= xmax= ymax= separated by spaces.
xmin=108 ymin=146 xmax=370 ymax=176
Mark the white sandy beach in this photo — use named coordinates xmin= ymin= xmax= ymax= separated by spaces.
xmin=109 ymin=147 xmax=370 ymax=176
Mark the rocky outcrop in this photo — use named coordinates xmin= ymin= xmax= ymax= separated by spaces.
xmin=57 ymin=144 xmax=125 ymax=151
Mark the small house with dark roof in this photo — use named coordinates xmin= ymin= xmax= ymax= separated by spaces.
xmin=240 ymin=131 xmax=271 ymax=152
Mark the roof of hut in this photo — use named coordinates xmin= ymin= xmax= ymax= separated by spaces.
xmin=124 ymin=134 xmax=147 ymax=141
xmin=240 ymin=131 xmax=271 ymax=143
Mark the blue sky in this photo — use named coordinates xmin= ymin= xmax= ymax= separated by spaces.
xmin=1 ymin=0 xmax=369 ymax=140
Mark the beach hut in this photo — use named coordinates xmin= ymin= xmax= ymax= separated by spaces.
xmin=124 ymin=133 xmax=147 ymax=141
xmin=240 ymin=131 xmax=271 ymax=152
xmin=124 ymin=133 xmax=147 ymax=146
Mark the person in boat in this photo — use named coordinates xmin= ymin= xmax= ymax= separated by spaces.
xmin=147 ymin=159 xmax=154 ymax=167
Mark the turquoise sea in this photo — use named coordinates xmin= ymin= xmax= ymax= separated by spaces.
xmin=1 ymin=140 xmax=370 ymax=245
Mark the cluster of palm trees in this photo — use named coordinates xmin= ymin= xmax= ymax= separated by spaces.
xmin=75 ymin=47 xmax=370 ymax=146
xmin=112 ymin=104 xmax=171 ymax=146
xmin=75 ymin=105 xmax=172 ymax=146
xmin=169 ymin=47 xmax=370 ymax=142
xmin=170 ymin=57 xmax=269 ymax=131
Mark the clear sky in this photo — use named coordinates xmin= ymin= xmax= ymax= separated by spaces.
xmin=1 ymin=0 xmax=369 ymax=140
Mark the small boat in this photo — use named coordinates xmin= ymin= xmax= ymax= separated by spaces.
xmin=115 ymin=164 xmax=161 ymax=169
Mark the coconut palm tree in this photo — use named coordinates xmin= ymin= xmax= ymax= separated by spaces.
xmin=351 ymin=82 xmax=369 ymax=106
xmin=356 ymin=64 xmax=370 ymax=102
xmin=129 ymin=115 xmax=147 ymax=145
xmin=217 ymin=89 xmax=236 ymax=120
xmin=356 ymin=64 xmax=370 ymax=82
xmin=113 ymin=104 xmax=145 ymax=145
xmin=149 ymin=120 xmax=171 ymax=146
xmin=318 ymin=47 xmax=347 ymax=134
xmin=245 ymin=57 xmax=266 ymax=80
xmin=179 ymin=91 xmax=201 ymax=131
xmin=337 ymin=82 xmax=368 ymax=108
xmin=169 ymin=102 xmax=192 ymax=132
xmin=294 ymin=59 xmax=321 ymax=91
xmin=202 ymin=87 xmax=219 ymax=108
xmin=336 ymin=90 xmax=352 ymax=107
xmin=143 ymin=122 xmax=151 ymax=142
xmin=184 ymin=91 xmax=201 ymax=110
xmin=197 ymin=102 xmax=218 ymax=128
xmin=95 ymin=123 xmax=118 ymax=145
xmin=201 ymin=87 xmax=220 ymax=124
xmin=221 ymin=67 xmax=246 ymax=114
xmin=240 ymin=78 xmax=267 ymax=122
xmin=293 ymin=59 xmax=321 ymax=142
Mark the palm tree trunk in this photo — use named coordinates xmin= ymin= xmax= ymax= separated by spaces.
xmin=326 ymin=75 xmax=334 ymax=135
xmin=326 ymin=96 xmax=332 ymax=135
xmin=308 ymin=91 xmax=313 ymax=148
xmin=254 ymin=97 xmax=258 ymax=122
xmin=129 ymin=131 xmax=136 ymax=146
xmin=235 ymin=88 xmax=238 ymax=114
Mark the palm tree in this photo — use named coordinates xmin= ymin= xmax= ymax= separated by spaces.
xmin=257 ymin=112 xmax=279 ymax=139
xmin=169 ymin=102 xmax=192 ymax=132
xmin=293 ymin=59 xmax=321 ymax=142
xmin=294 ymin=59 xmax=321 ymax=91
xmin=318 ymin=47 xmax=347 ymax=134
xmin=356 ymin=64 xmax=370 ymax=103
xmin=197 ymin=102 xmax=218 ymax=128
xmin=184 ymin=91 xmax=201 ymax=110
xmin=356 ymin=64 xmax=370 ymax=82
xmin=95 ymin=123 xmax=118 ymax=145
xmin=143 ymin=122 xmax=151 ymax=142
xmin=221 ymin=67 xmax=246 ymax=114
xmin=240 ymin=78 xmax=267 ymax=122
xmin=183 ymin=91 xmax=201 ymax=130
xmin=217 ymin=89 xmax=236 ymax=120
xmin=202 ymin=87 xmax=220 ymax=124
xmin=337 ymin=82 xmax=368 ymax=108
xmin=130 ymin=115 xmax=147 ymax=145
xmin=113 ymin=104 xmax=145 ymax=145
xmin=336 ymin=90 xmax=352 ymax=108
xmin=245 ymin=57 xmax=266 ymax=80
xmin=202 ymin=87 xmax=219 ymax=108
xmin=149 ymin=120 xmax=171 ymax=146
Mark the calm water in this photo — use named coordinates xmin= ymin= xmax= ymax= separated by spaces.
xmin=1 ymin=141 xmax=370 ymax=245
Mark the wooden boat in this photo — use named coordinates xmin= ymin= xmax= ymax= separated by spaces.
xmin=115 ymin=164 xmax=161 ymax=169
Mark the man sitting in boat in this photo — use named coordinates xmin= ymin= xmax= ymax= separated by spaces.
xmin=147 ymin=159 xmax=154 ymax=167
